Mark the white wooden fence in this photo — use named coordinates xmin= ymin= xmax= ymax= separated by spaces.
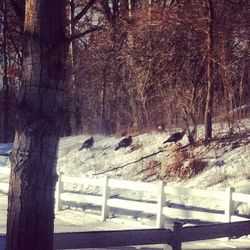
xmin=1 ymin=168 xmax=250 ymax=228
xmin=55 ymin=172 xmax=250 ymax=228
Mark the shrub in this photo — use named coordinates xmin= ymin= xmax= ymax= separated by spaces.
xmin=161 ymin=147 xmax=207 ymax=180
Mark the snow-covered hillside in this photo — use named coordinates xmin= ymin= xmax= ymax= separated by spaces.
xmin=50 ymin=120 xmax=250 ymax=215
xmin=1 ymin=120 xmax=250 ymax=214
xmin=58 ymin=123 xmax=250 ymax=190
xmin=1 ymin=121 xmax=250 ymax=249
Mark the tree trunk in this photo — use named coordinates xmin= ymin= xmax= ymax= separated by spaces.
xmin=68 ymin=0 xmax=78 ymax=134
xmin=101 ymin=64 xmax=108 ymax=132
xmin=1 ymin=0 xmax=9 ymax=142
xmin=204 ymin=0 xmax=214 ymax=141
xmin=6 ymin=0 xmax=67 ymax=249
xmin=128 ymin=0 xmax=132 ymax=17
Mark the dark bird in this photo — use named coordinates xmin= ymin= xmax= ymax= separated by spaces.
xmin=115 ymin=136 xmax=132 ymax=151
xmin=163 ymin=130 xmax=186 ymax=144
xmin=79 ymin=137 xmax=94 ymax=151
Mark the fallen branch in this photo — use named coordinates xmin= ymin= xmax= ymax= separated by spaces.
xmin=94 ymin=149 xmax=164 ymax=175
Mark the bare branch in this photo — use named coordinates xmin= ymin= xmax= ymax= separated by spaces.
xmin=94 ymin=149 xmax=164 ymax=175
xmin=67 ymin=26 xmax=103 ymax=41
xmin=73 ymin=0 xmax=98 ymax=25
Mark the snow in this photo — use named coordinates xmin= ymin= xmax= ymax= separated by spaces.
xmin=0 ymin=120 xmax=250 ymax=249
xmin=0 ymin=143 xmax=12 ymax=157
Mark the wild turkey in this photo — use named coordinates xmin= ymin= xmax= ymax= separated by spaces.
xmin=115 ymin=136 xmax=132 ymax=150
xmin=163 ymin=130 xmax=185 ymax=144
xmin=79 ymin=137 xmax=94 ymax=151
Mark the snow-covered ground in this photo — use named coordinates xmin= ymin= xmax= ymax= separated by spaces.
xmin=56 ymin=121 xmax=250 ymax=215
xmin=1 ymin=120 xmax=250 ymax=249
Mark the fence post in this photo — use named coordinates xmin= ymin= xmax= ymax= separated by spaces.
xmin=55 ymin=172 xmax=63 ymax=211
xmin=156 ymin=180 xmax=165 ymax=228
xmin=170 ymin=222 xmax=182 ymax=250
xmin=225 ymin=187 xmax=235 ymax=223
xmin=101 ymin=176 xmax=110 ymax=221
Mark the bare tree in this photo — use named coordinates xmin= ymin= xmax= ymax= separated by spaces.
xmin=57 ymin=0 xmax=250 ymax=135
xmin=6 ymin=0 xmax=68 ymax=249
xmin=204 ymin=0 xmax=214 ymax=141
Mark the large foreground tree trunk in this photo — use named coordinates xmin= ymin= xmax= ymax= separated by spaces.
xmin=0 ymin=0 xmax=9 ymax=142
xmin=6 ymin=0 xmax=67 ymax=250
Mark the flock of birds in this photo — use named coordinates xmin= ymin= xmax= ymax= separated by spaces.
xmin=78 ymin=130 xmax=186 ymax=151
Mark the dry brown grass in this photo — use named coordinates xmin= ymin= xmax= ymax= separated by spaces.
xmin=161 ymin=147 xmax=208 ymax=180
xmin=130 ymin=143 xmax=143 ymax=152
xmin=136 ymin=160 xmax=161 ymax=181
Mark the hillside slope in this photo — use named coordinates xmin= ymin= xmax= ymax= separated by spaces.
xmin=57 ymin=123 xmax=250 ymax=212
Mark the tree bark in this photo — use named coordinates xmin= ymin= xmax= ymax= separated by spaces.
xmin=204 ymin=0 xmax=214 ymax=141
xmin=6 ymin=0 xmax=67 ymax=249
xmin=1 ymin=0 xmax=9 ymax=142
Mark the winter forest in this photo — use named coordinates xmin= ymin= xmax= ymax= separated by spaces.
xmin=0 ymin=0 xmax=250 ymax=250
xmin=1 ymin=0 xmax=250 ymax=142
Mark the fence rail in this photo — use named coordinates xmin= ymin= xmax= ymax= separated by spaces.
xmin=1 ymin=169 xmax=250 ymax=228
xmin=54 ymin=173 xmax=250 ymax=227
xmin=0 ymin=218 xmax=249 ymax=249
xmin=53 ymin=220 xmax=250 ymax=250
